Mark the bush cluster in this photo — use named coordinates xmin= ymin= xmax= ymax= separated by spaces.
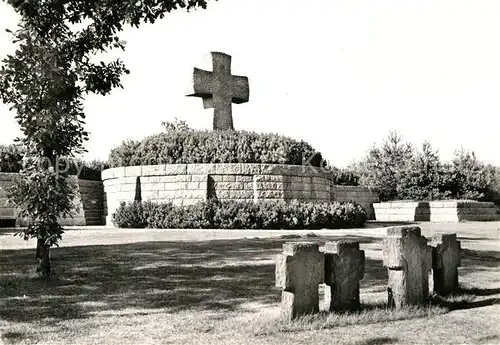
xmin=353 ymin=131 xmax=498 ymax=202
xmin=327 ymin=166 xmax=360 ymax=186
xmin=0 ymin=144 xmax=108 ymax=181
xmin=0 ymin=144 xmax=23 ymax=173
xmin=108 ymin=130 xmax=324 ymax=168
xmin=112 ymin=199 xmax=367 ymax=229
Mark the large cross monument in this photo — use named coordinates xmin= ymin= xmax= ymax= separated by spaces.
xmin=186 ymin=52 xmax=250 ymax=130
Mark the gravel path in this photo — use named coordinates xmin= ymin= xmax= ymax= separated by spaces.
xmin=1 ymin=221 xmax=498 ymax=250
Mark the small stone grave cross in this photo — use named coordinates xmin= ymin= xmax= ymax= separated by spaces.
xmin=383 ymin=226 xmax=432 ymax=308
xmin=323 ymin=241 xmax=365 ymax=311
xmin=186 ymin=52 xmax=249 ymax=130
xmin=275 ymin=242 xmax=324 ymax=320
xmin=431 ymin=234 xmax=461 ymax=295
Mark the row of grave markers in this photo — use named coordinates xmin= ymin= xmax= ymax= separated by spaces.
xmin=275 ymin=226 xmax=461 ymax=320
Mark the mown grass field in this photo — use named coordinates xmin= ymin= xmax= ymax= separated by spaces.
xmin=0 ymin=222 xmax=499 ymax=345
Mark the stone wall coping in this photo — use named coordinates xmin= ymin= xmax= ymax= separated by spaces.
xmin=0 ymin=172 xmax=19 ymax=181
xmin=101 ymin=163 xmax=334 ymax=180
xmin=332 ymin=185 xmax=378 ymax=193
xmin=0 ymin=172 xmax=101 ymax=185
xmin=374 ymin=200 xmax=496 ymax=208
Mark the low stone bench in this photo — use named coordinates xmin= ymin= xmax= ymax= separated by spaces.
xmin=374 ymin=200 xmax=499 ymax=222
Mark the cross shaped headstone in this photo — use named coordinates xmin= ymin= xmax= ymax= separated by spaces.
xmin=383 ymin=226 xmax=432 ymax=308
xmin=186 ymin=52 xmax=249 ymax=130
xmin=323 ymin=241 xmax=365 ymax=311
xmin=431 ymin=234 xmax=461 ymax=295
xmin=275 ymin=242 xmax=324 ymax=320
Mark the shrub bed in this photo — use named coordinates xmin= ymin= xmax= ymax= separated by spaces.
xmin=112 ymin=199 xmax=367 ymax=229
xmin=108 ymin=131 xmax=324 ymax=168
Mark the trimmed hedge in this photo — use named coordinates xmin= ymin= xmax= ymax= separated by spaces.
xmin=112 ymin=199 xmax=367 ymax=229
xmin=108 ymin=130 xmax=324 ymax=168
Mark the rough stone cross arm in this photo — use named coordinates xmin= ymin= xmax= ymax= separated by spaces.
xmin=186 ymin=52 xmax=249 ymax=130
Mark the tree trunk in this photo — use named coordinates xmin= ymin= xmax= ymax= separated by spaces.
xmin=35 ymin=238 xmax=42 ymax=260
xmin=36 ymin=241 xmax=51 ymax=277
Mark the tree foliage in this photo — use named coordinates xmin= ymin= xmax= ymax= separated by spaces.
xmin=0 ymin=0 xmax=213 ymax=275
xmin=396 ymin=141 xmax=448 ymax=201
xmin=442 ymin=149 xmax=496 ymax=201
xmin=355 ymin=131 xmax=413 ymax=201
xmin=161 ymin=117 xmax=193 ymax=132
xmin=354 ymin=131 xmax=497 ymax=203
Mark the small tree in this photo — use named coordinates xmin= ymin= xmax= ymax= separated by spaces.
xmin=8 ymin=164 xmax=75 ymax=275
xmin=355 ymin=131 xmax=413 ymax=201
xmin=443 ymin=149 xmax=495 ymax=200
xmin=397 ymin=141 xmax=448 ymax=201
xmin=1 ymin=0 xmax=210 ymax=276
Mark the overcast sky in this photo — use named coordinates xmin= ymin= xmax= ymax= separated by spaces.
xmin=0 ymin=0 xmax=499 ymax=167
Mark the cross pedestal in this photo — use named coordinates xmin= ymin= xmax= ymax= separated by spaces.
xmin=186 ymin=52 xmax=249 ymax=130
xmin=275 ymin=242 xmax=324 ymax=320
xmin=323 ymin=241 xmax=365 ymax=312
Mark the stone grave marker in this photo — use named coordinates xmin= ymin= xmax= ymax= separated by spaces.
xmin=431 ymin=233 xmax=461 ymax=295
xmin=383 ymin=226 xmax=432 ymax=308
xmin=186 ymin=52 xmax=249 ymax=130
xmin=275 ymin=242 xmax=324 ymax=320
xmin=323 ymin=240 xmax=365 ymax=311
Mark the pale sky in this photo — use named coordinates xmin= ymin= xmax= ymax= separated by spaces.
xmin=0 ymin=0 xmax=499 ymax=167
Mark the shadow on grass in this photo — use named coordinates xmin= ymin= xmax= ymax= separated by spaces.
xmin=459 ymin=248 xmax=500 ymax=277
xmin=458 ymin=286 xmax=500 ymax=296
xmin=432 ymin=296 xmax=499 ymax=311
xmin=430 ymin=283 xmax=500 ymax=311
xmin=0 ymin=235 xmax=385 ymax=323
xmin=0 ymin=234 xmax=497 ymax=324
xmin=364 ymin=221 xmax=417 ymax=228
xmin=1 ymin=331 xmax=27 ymax=344
xmin=353 ymin=337 xmax=398 ymax=345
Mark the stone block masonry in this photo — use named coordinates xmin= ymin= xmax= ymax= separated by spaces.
xmin=102 ymin=163 xmax=380 ymax=226
xmin=332 ymin=186 xmax=379 ymax=220
xmin=275 ymin=242 xmax=324 ymax=320
xmin=0 ymin=173 xmax=105 ymax=226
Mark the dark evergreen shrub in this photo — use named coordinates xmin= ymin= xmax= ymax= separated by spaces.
xmin=112 ymin=199 xmax=367 ymax=229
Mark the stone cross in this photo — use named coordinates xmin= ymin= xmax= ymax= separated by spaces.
xmin=186 ymin=52 xmax=249 ymax=130
xmin=323 ymin=241 xmax=365 ymax=311
xmin=383 ymin=226 xmax=432 ymax=308
xmin=275 ymin=242 xmax=324 ymax=320
xmin=431 ymin=234 xmax=461 ymax=295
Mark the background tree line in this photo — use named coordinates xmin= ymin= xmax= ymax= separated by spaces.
xmin=348 ymin=131 xmax=500 ymax=204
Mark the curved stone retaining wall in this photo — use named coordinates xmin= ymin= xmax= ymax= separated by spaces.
xmin=102 ymin=164 xmax=379 ymax=225
xmin=0 ymin=173 xmax=105 ymax=226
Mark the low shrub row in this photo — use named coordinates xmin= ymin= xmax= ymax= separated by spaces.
xmin=112 ymin=199 xmax=367 ymax=229
xmin=108 ymin=130 xmax=324 ymax=168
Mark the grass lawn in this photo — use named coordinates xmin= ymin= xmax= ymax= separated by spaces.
xmin=0 ymin=222 xmax=499 ymax=345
